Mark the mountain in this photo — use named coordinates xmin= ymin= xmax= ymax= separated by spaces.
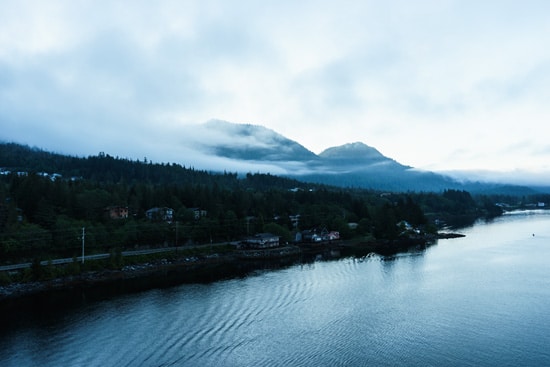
xmin=1 ymin=120 xmax=539 ymax=195
xmin=319 ymin=142 xmax=400 ymax=166
xmin=192 ymin=120 xmax=319 ymax=163
xmin=191 ymin=121 xmax=535 ymax=194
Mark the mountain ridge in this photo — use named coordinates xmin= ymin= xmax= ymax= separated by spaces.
xmin=188 ymin=121 xmax=538 ymax=194
xmin=1 ymin=120 xmax=543 ymax=195
xmin=196 ymin=120 xmax=320 ymax=162
xmin=319 ymin=142 xmax=399 ymax=164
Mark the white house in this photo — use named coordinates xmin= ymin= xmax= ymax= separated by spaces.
xmin=146 ymin=207 xmax=174 ymax=223
xmin=240 ymin=233 xmax=280 ymax=249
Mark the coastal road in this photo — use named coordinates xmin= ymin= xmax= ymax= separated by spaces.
xmin=0 ymin=245 xmax=221 ymax=272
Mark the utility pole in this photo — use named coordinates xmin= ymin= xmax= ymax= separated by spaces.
xmin=175 ymin=221 xmax=179 ymax=248
xmin=81 ymin=227 xmax=85 ymax=264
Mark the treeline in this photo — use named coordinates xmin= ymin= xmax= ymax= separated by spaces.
xmin=0 ymin=170 xmax=428 ymax=261
xmin=0 ymin=143 xmax=505 ymax=263
xmin=0 ymin=142 xmax=238 ymax=186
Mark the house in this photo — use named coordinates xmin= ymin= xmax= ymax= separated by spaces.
xmin=397 ymin=220 xmax=420 ymax=235
xmin=146 ymin=207 xmax=174 ymax=223
xmin=300 ymin=229 xmax=323 ymax=243
xmin=397 ymin=220 xmax=413 ymax=231
xmin=239 ymin=233 xmax=280 ymax=249
xmin=289 ymin=214 xmax=300 ymax=228
xmin=298 ymin=227 xmax=340 ymax=243
xmin=38 ymin=172 xmax=62 ymax=181
xmin=326 ymin=231 xmax=340 ymax=240
xmin=105 ymin=206 xmax=129 ymax=220
xmin=189 ymin=208 xmax=208 ymax=220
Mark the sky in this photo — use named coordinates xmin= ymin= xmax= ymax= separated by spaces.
xmin=1 ymin=0 xmax=550 ymax=184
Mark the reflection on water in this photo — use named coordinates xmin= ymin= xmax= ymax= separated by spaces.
xmin=2 ymin=210 xmax=550 ymax=366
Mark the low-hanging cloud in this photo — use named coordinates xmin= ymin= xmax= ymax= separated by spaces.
xmin=1 ymin=0 xmax=550 ymax=180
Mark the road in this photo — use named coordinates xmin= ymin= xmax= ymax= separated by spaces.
xmin=0 ymin=245 xmax=210 ymax=272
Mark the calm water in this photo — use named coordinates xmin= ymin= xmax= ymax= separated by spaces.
xmin=2 ymin=210 xmax=550 ymax=366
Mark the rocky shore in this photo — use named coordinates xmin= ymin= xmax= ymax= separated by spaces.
xmin=0 ymin=233 xmax=464 ymax=303
xmin=0 ymin=255 xmax=235 ymax=301
xmin=342 ymin=232 xmax=465 ymax=256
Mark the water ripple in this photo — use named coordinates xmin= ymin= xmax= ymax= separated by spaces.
xmin=4 ymin=213 xmax=550 ymax=367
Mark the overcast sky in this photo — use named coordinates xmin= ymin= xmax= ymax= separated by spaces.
xmin=1 ymin=0 xmax=550 ymax=181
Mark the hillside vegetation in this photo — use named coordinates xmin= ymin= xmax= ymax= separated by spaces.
xmin=0 ymin=143 xmax=540 ymax=266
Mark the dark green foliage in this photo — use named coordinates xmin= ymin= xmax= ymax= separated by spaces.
xmin=0 ymin=270 xmax=11 ymax=285
xmin=67 ymin=256 xmax=81 ymax=276
xmin=442 ymin=189 xmax=476 ymax=214
xmin=373 ymin=204 xmax=399 ymax=239
xmin=0 ymin=142 xmax=515 ymax=265
xmin=30 ymin=258 xmax=43 ymax=281
xmin=109 ymin=248 xmax=124 ymax=270
xmin=263 ymin=222 xmax=292 ymax=243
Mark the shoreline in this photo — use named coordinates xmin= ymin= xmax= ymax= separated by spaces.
xmin=0 ymin=233 xmax=464 ymax=303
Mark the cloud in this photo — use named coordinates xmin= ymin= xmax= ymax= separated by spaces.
xmin=1 ymin=0 xmax=550 ymax=181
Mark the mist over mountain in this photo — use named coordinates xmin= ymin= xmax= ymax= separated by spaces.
xmin=188 ymin=120 xmax=319 ymax=163
xmin=1 ymin=120 xmax=543 ymax=195
xmin=319 ymin=142 xmax=399 ymax=166
xmin=188 ymin=121 xmax=538 ymax=194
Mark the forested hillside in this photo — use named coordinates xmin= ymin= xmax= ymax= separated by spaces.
xmin=0 ymin=143 xmax=521 ymax=265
